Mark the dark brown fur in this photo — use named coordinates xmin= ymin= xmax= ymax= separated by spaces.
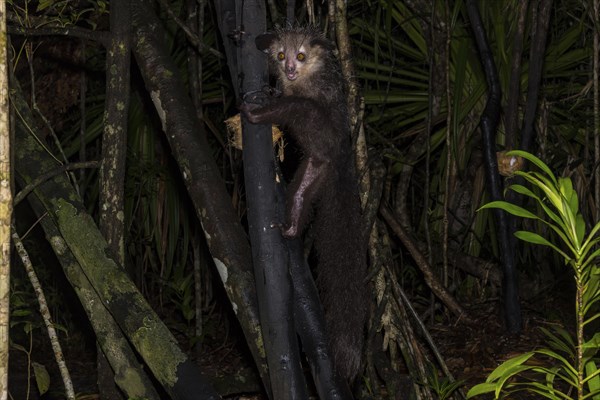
xmin=241 ymin=26 xmax=367 ymax=381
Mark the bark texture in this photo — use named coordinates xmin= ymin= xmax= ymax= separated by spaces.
xmin=130 ymin=0 xmax=269 ymax=388
xmin=98 ymin=2 xmax=132 ymax=396
xmin=12 ymin=79 xmax=219 ymax=400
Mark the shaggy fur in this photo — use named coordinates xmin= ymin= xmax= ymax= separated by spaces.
xmin=241 ymin=26 xmax=367 ymax=381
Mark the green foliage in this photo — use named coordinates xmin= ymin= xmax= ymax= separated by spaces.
xmin=10 ymin=298 xmax=50 ymax=399
xmin=469 ymin=151 xmax=600 ymax=399
xmin=349 ymin=0 xmax=592 ymax=269
xmin=9 ymin=0 xmax=107 ymax=29
xmin=423 ymin=365 xmax=465 ymax=400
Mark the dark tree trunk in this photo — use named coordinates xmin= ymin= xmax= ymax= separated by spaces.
xmin=215 ymin=1 xmax=353 ymax=397
xmin=98 ymin=1 xmax=132 ymax=397
xmin=23 ymin=193 xmax=161 ymax=400
xmin=466 ymin=0 xmax=522 ymax=333
xmin=12 ymin=80 xmax=220 ymax=400
xmin=505 ymin=0 xmax=529 ymax=149
xmin=130 ymin=0 xmax=270 ymax=389
xmin=238 ymin=1 xmax=309 ymax=398
xmin=519 ymin=0 xmax=553 ymax=153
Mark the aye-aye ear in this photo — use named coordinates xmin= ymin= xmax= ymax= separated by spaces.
xmin=309 ymin=36 xmax=335 ymax=51
xmin=255 ymin=33 xmax=277 ymax=53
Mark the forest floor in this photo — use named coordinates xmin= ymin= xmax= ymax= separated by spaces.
xmin=7 ymin=283 xmax=574 ymax=400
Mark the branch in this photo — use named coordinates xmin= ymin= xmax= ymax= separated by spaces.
xmin=14 ymin=161 xmax=99 ymax=205
xmin=380 ymin=205 xmax=472 ymax=324
xmin=7 ymin=22 xmax=110 ymax=46
xmin=12 ymin=228 xmax=76 ymax=400
xmin=155 ymin=0 xmax=223 ymax=59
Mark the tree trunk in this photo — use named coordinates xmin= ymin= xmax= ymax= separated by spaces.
xmin=238 ymin=2 xmax=308 ymax=398
xmin=130 ymin=0 xmax=270 ymax=389
xmin=466 ymin=0 xmax=522 ymax=333
xmin=12 ymin=79 xmax=220 ymax=400
xmin=97 ymin=1 xmax=132 ymax=397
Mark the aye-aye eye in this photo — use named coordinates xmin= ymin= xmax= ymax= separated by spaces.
xmin=277 ymin=52 xmax=285 ymax=60
xmin=296 ymin=52 xmax=306 ymax=61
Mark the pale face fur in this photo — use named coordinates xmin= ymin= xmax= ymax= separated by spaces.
xmin=270 ymin=32 xmax=326 ymax=94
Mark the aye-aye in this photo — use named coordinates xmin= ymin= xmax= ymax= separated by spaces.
xmin=241 ymin=25 xmax=367 ymax=381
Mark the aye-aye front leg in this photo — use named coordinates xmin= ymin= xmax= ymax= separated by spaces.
xmin=282 ymin=157 xmax=328 ymax=238
xmin=240 ymin=97 xmax=307 ymax=126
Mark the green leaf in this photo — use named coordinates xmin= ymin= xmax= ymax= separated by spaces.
xmin=583 ymin=333 xmax=600 ymax=350
xmin=523 ymin=223 xmax=574 ymax=260
xmin=535 ymin=349 xmax=577 ymax=381
xmin=36 ymin=0 xmax=54 ymax=12
xmin=581 ymin=222 xmax=600 ymax=256
xmin=514 ymin=231 xmax=554 ymax=246
xmin=585 ymin=360 xmax=600 ymax=400
xmin=479 ymin=201 xmax=539 ymax=219
xmin=508 ymin=184 xmax=540 ymax=201
xmin=495 ymin=365 xmax=536 ymax=398
xmin=486 ymin=352 xmax=534 ymax=382
xmin=537 ymin=200 xmax=569 ymax=235
xmin=520 ymin=381 xmax=567 ymax=400
xmin=506 ymin=150 xmax=558 ymax=186
xmin=466 ymin=382 xmax=497 ymax=398
xmin=540 ymin=326 xmax=575 ymax=356
xmin=558 ymin=177 xmax=576 ymax=209
xmin=32 ymin=362 xmax=50 ymax=395
xmin=514 ymin=231 xmax=571 ymax=260
xmin=528 ymin=173 xmax=564 ymax=213
xmin=11 ymin=309 xmax=32 ymax=317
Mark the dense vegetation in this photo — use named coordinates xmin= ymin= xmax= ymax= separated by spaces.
xmin=3 ymin=0 xmax=599 ymax=399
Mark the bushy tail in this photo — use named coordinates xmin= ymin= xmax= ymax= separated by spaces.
xmin=313 ymin=176 xmax=367 ymax=381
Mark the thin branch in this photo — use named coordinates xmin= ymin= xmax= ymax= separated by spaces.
xmin=0 ymin=0 xmax=10 ymax=396
xmin=380 ymin=205 xmax=472 ymax=323
xmin=12 ymin=228 xmax=76 ymax=400
xmin=7 ymin=22 xmax=110 ymax=46
xmin=155 ymin=0 xmax=223 ymax=59
xmin=14 ymin=161 xmax=99 ymax=205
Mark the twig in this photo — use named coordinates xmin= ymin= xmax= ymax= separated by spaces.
xmin=12 ymin=228 xmax=76 ymax=400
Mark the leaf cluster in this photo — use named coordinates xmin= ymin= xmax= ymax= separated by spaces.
xmin=470 ymin=151 xmax=600 ymax=399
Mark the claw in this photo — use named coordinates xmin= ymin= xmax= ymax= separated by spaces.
xmin=269 ymin=221 xmax=298 ymax=238
xmin=240 ymin=102 xmax=261 ymax=123
xmin=281 ymin=223 xmax=298 ymax=239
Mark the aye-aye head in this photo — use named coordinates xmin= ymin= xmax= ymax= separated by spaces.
xmin=255 ymin=26 xmax=335 ymax=91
